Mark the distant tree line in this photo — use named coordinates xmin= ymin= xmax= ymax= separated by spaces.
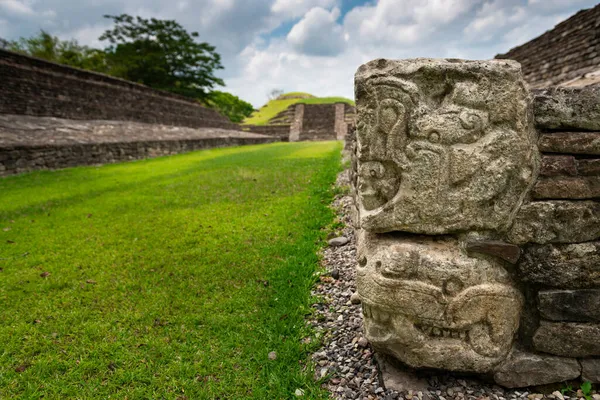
xmin=7 ymin=15 xmax=254 ymax=123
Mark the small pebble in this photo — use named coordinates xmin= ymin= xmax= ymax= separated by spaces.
xmin=552 ymin=391 xmax=564 ymax=400
xmin=267 ymin=351 xmax=277 ymax=361
xmin=328 ymin=236 xmax=349 ymax=247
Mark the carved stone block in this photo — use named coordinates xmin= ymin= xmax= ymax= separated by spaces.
xmin=354 ymin=58 xmax=537 ymax=234
xmin=578 ymin=159 xmax=600 ymax=176
xmin=534 ymin=86 xmax=600 ymax=131
xmin=540 ymin=155 xmax=577 ymax=176
xmin=518 ymin=242 xmax=600 ymax=288
xmin=355 ymin=231 xmax=522 ymax=373
xmin=581 ymin=359 xmax=600 ymax=383
xmin=508 ymin=201 xmax=600 ymax=245
xmin=533 ymin=321 xmax=600 ymax=357
xmin=538 ymin=289 xmax=600 ymax=322
xmin=538 ymin=132 xmax=600 ymax=155
xmin=493 ymin=350 xmax=581 ymax=388
xmin=532 ymin=176 xmax=600 ymax=199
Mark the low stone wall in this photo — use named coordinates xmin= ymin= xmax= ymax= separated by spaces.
xmin=352 ymin=58 xmax=600 ymax=388
xmin=289 ymin=103 xmax=354 ymax=141
xmin=0 ymin=136 xmax=277 ymax=176
xmin=0 ymin=49 xmax=240 ymax=130
xmin=241 ymin=124 xmax=290 ymax=141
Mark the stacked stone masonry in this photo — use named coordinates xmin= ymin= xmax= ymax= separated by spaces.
xmin=240 ymin=124 xmax=291 ymax=141
xmin=0 ymin=49 xmax=240 ymax=130
xmin=246 ymin=102 xmax=355 ymax=142
xmin=352 ymin=58 xmax=600 ymax=388
xmin=0 ymin=115 xmax=278 ymax=176
xmin=495 ymin=4 xmax=600 ymax=88
xmin=0 ymin=137 xmax=277 ymax=176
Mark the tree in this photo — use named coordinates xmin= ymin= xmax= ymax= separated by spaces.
xmin=100 ymin=14 xmax=224 ymax=99
xmin=204 ymin=91 xmax=254 ymax=123
xmin=268 ymin=89 xmax=284 ymax=100
xmin=8 ymin=30 xmax=109 ymax=73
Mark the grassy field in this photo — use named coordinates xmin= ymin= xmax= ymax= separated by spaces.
xmin=0 ymin=141 xmax=342 ymax=399
xmin=243 ymin=93 xmax=355 ymax=126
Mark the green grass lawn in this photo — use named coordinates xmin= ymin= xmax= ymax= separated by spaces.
xmin=243 ymin=93 xmax=355 ymax=126
xmin=0 ymin=141 xmax=342 ymax=399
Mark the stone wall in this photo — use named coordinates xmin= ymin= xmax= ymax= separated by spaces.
xmin=352 ymin=58 xmax=600 ymax=388
xmin=289 ymin=103 xmax=354 ymax=141
xmin=0 ymin=136 xmax=277 ymax=176
xmin=0 ymin=49 xmax=240 ymax=130
xmin=495 ymin=4 xmax=600 ymax=88
xmin=241 ymin=124 xmax=291 ymax=141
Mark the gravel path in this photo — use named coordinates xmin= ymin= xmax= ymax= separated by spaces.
xmin=307 ymin=170 xmax=599 ymax=400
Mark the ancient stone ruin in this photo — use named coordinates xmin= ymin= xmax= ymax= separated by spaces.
xmin=351 ymin=58 xmax=600 ymax=387
xmin=243 ymin=102 xmax=355 ymax=142
xmin=0 ymin=49 xmax=277 ymax=176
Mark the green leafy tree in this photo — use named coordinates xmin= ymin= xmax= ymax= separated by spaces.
xmin=204 ymin=91 xmax=254 ymax=123
xmin=100 ymin=14 xmax=224 ymax=99
xmin=8 ymin=30 xmax=109 ymax=73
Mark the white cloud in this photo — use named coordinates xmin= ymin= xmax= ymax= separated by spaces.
xmin=344 ymin=0 xmax=476 ymax=46
xmin=287 ymin=7 xmax=345 ymax=56
xmin=271 ymin=0 xmax=338 ymax=19
xmin=0 ymin=0 xmax=35 ymax=15
xmin=1 ymin=0 xmax=598 ymax=109
xmin=528 ymin=0 xmax=591 ymax=11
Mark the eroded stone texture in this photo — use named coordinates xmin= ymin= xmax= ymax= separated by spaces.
xmin=356 ymin=231 xmax=522 ymax=373
xmin=540 ymin=155 xmax=577 ymax=176
xmin=534 ymin=86 xmax=600 ymax=131
xmin=538 ymin=132 xmax=600 ymax=155
xmin=508 ymin=201 xmax=600 ymax=244
xmin=465 ymin=239 xmax=521 ymax=264
xmin=533 ymin=321 xmax=600 ymax=357
xmin=493 ymin=350 xmax=581 ymax=388
xmin=354 ymin=58 xmax=537 ymax=234
xmin=581 ymin=359 xmax=600 ymax=383
xmin=579 ymin=159 xmax=600 ymax=176
xmin=532 ymin=176 xmax=600 ymax=199
xmin=538 ymin=289 xmax=600 ymax=322
xmin=518 ymin=242 xmax=600 ymax=287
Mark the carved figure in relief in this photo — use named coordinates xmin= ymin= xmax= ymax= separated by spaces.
xmin=356 ymin=232 xmax=523 ymax=373
xmin=354 ymin=58 xmax=538 ymax=234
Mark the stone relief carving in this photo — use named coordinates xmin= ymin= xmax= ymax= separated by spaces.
xmin=356 ymin=231 xmax=523 ymax=373
xmin=354 ymin=58 xmax=538 ymax=234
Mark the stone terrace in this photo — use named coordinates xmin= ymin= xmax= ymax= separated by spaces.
xmin=0 ymin=114 xmax=276 ymax=176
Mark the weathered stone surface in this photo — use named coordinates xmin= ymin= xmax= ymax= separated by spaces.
xmin=538 ymin=289 xmax=600 ymax=322
xmin=581 ymin=358 xmax=600 ymax=383
xmin=354 ymin=58 xmax=537 ymax=234
xmin=534 ymin=86 xmax=600 ymax=131
xmin=356 ymin=230 xmax=522 ymax=373
xmin=376 ymin=354 xmax=429 ymax=392
xmin=533 ymin=321 xmax=600 ymax=357
xmin=540 ymin=155 xmax=577 ymax=176
xmin=538 ymin=132 xmax=600 ymax=155
xmin=328 ymin=236 xmax=349 ymax=247
xmin=493 ymin=350 xmax=581 ymax=388
xmin=532 ymin=176 xmax=600 ymax=199
xmin=508 ymin=201 xmax=600 ymax=244
xmin=465 ymin=240 xmax=521 ymax=264
xmin=579 ymin=159 xmax=600 ymax=176
xmin=518 ymin=242 xmax=600 ymax=287
xmin=0 ymin=50 xmax=241 ymax=131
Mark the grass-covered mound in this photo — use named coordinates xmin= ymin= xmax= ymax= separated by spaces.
xmin=243 ymin=92 xmax=355 ymax=126
xmin=0 ymin=141 xmax=342 ymax=399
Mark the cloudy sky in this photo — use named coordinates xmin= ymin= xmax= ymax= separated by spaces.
xmin=1 ymin=0 xmax=597 ymax=107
